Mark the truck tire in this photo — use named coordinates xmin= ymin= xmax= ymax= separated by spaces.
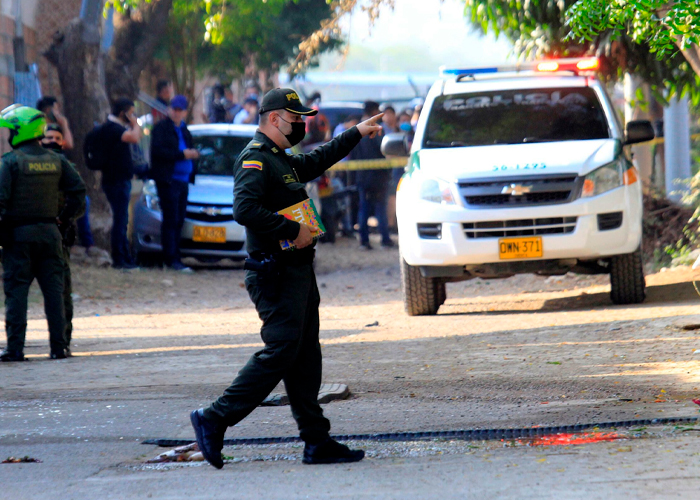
xmin=435 ymin=280 xmax=447 ymax=307
xmin=401 ymin=258 xmax=443 ymax=316
xmin=609 ymin=248 xmax=646 ymax=304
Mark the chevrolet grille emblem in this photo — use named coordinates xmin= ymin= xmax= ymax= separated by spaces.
xmin=203 ymin=207 xmax=222 ymax=216
xmin=501 ymin=183 xmax=532 ymax=196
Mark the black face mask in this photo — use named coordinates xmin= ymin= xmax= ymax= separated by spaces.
xmin=278 ymin=116 xmax=306 ymax=147
xmin=42 ymin=141 xmax=63 ymax=152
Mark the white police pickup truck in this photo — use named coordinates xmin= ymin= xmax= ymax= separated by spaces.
xmin=382 ymin=58 xmax=655 ymax=316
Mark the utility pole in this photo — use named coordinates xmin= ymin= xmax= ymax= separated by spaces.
xmin=664 ymin=96 xmax=692 ymax=204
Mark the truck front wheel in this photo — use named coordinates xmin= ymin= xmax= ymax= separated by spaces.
xmin=401 ymin=258 xmax=445 ymax=316
xmin=609 ymin=248 xmax=646 ymax=304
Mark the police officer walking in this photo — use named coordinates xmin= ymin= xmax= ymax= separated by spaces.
xmin=190 ymin=88 xmax=383 ymax=468
xmin=0 ymin=105 xmax=86 ymax=361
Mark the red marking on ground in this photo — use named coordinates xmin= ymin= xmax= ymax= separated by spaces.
xmin=515 ymin=432 xmax=624 ymax=446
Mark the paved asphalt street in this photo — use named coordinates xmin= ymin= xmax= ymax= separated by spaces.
xmin=2 ymin=243 xmax=700 ymax=498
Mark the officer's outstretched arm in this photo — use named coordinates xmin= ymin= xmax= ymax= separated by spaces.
xmin=289 ymin=126 xmax=362 ymax=183
xmin=58 ymin=159 xmax=86 ymax=223
xmin=233 ymin=154 xmax=300 ymax=240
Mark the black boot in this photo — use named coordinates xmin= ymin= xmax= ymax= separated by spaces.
xmin=303 ymin=438 xmax=365 ymax=464
xmin=0 ymin=349 xmax=25 ymax=362
xmin=190 ymin=409 xmax=225 ymax=469
xmin=50 ymin=349 xmax=67 ymax=360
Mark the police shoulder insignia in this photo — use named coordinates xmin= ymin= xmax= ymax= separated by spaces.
xmin=282 ymin=174 xmax=296 ymax=184
xmin=242 ymin=160 xmax=263 ymax=170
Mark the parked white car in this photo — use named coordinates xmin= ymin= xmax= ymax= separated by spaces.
xmin=382 ymin=58 xmax=655 ymax=315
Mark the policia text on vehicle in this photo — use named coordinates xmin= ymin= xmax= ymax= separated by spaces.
xmin=0 ymin=105 xmax=86 ymax=362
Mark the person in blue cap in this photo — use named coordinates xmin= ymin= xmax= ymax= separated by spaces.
xmin=150 ymin=95 xmax=200 ymax=272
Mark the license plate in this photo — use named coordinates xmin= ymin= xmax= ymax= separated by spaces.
xmin=192 ymin=226 xmax=226 ymax=243
xmin=498 ymin=236 xmax=543 ymax=260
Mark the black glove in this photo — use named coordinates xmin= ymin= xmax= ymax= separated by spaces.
xmin=57 ymin=219 xmax=76 ymax=248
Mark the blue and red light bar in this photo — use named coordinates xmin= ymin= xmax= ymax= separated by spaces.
xmin=440 ymin=57 xmax=600 ymax=78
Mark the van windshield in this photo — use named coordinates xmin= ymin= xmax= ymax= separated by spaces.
xmin=423 ymin=87 xmax=610 ymax=148
xmin=193 ymin=135 xmax=251 ymax=176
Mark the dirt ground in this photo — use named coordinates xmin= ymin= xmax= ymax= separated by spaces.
xmin=3 ymin=236 xmax=700 ymax=498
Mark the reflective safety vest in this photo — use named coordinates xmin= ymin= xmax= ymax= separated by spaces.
xmin=7 ymin=150 xmax=62 ymax=219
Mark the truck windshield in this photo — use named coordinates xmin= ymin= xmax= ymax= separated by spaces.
xmin=423 ymin=87 xmax=609 ymax=148
xmin=193 ymin=135 xmax=251 ymax=176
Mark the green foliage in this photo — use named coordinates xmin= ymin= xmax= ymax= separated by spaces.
xmin=566 ymin=0 xmax=700 ymax=99
xmin=110 ymin=0 xmax=338 ymax=80
xmin=464 ymin=0 xmax=700 ymax=101
xmin=681 ymin=169 xmax=700 ymax=223
xmin=567 ymin=0 xmax=700 ymax=57
xmin=464 ymin=0 xmax=581 ymax=59
xmin=106 ymin=0 xmax=152 ymax=14
xmin=159 ymin=0 xmax=338 ymax=81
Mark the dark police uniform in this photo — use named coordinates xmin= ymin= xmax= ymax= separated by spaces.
xmin=0 ymin=143 xmax=86 ymax=357
xmin=203 ymin=126 xmax=362 ymax=443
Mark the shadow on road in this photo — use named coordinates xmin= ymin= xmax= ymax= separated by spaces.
xmin=440 ymin=280 xmax=699 ymax=316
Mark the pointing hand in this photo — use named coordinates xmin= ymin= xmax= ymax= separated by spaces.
xmin=357 ymin=113 xmax=384 ymax=139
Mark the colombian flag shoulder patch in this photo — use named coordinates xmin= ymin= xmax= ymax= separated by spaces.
xmin=242 ymin=160 xmax=263 ymax=170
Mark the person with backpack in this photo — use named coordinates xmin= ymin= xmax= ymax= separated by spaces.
xmin=150 ymin=95 xmax=200 ymax=272
xmin=0 ymin=105 xmax=86 ymax=361
xmin=87 ymin=98 xmax=142 ymax=270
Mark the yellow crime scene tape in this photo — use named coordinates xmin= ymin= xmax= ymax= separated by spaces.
xmin=329 ymin=157 xmax=409 ymax=171
xmin=645 ymin=132 xmax=700 ymax=146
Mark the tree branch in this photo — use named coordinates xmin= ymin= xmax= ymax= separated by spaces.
xmin=105 ymin=0 xmax=174 ymax=100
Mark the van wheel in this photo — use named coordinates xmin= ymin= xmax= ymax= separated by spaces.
xmin=401 ymin=258 xmax=444 ymax=316
xmin=609 ymin=248 xmax=646 ymax=304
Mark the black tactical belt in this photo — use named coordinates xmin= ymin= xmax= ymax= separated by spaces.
xmin=252 ymin=249 xmax=315 ymax=266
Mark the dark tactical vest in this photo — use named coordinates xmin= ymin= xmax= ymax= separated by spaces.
xmin=8 ymin=150 xmax=62 ymax=219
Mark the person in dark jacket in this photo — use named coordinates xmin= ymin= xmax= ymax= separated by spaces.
xmin=150 ymin=95 xmax=200 ymax=272
xmin=351 ymin=101 xmax=393 ymax=250
xmin=102 ymin=98 xmax=141 ymax=270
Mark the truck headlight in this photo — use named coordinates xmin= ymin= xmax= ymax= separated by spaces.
xmin=420 ymin=178 xmax=455 ymax=204
xmin=581 ymin=161 xmax=623 ymax=198
xmin=142 ymin=180 xmax=161 ymax=211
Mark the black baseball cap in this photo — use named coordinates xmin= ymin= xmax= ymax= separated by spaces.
xmin=259 ymin=88 xmax=317 ymax=116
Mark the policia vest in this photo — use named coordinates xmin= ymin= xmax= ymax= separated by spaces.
xmin=6 ymin=150 xmax=62 ymax=220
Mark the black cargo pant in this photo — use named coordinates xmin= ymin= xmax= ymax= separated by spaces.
xmin=3 ymin=224 xmax=66 ymax=354
xmin=204 ymin=262 xmax=331 ymax=443
xmin=156 ymin=180 xmax=189 ymax=267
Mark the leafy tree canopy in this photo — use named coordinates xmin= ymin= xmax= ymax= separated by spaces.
xmin=565 ymin=0 xmax=700 ymax=101
xmin=463 ymin=0 xmax=700 ymax=103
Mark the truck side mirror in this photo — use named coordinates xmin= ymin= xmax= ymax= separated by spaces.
xmin=624 ymin=120 xmax=655 ymax=145
xmin=381 ymin=133 xmax=410 ymax=157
